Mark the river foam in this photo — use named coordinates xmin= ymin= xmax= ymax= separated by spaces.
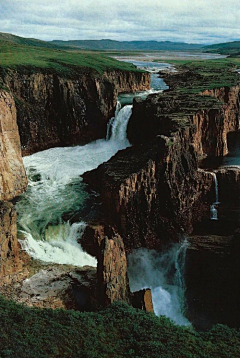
xmin=17 ymin=104 xmax=132 ymax=267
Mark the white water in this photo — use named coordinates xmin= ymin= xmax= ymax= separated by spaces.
xmin=210 ymin=172 xmax=219 ymax=220
xmin=17 ymin=60 xmax=168 ymax=268
xmin=127 ymin=240 xmax=190 ymax=326
xmin=17 ymin=103 xmax=132 ymax=266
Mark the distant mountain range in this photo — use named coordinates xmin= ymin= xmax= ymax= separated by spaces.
xmin=50 ymin=39 xmax=203 ymax=51
xmin=0 ymin=31 xmax=240 ymax=56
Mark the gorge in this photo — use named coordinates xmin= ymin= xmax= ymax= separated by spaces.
xmin=0 ymin=44 xmax=240 ymax=339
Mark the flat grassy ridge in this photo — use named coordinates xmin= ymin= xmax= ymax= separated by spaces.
xmin=0 ymin=40 xmax=141 ymax=78
xmin=157 ymin=58 xmax=240 ymax=93
xmin=0 ymin=298 xmax=239 ymax=358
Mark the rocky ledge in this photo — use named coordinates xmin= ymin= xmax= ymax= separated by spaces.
xmin=83 ymin=68 xmax=240 ymax=250
xmin=3 ymin=69 xmax=150 ymax=155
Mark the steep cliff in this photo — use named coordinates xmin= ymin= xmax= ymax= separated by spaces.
xmin=0 ymin=90 xmax=27 ymax=280
xmin=83 ymin=78 xmax=240 ymax=250
xmin=128 ymin=86 xmax=240 ymax=158
xmin=81 ymin=225 xmax=130 ymax=306
xmin=0 ymin=91 xmax=27 ymax=200
xmin=3 ymin=69 xmax=150 ymax=155
xmin=83 ymin=133 xmax=213 ymax=250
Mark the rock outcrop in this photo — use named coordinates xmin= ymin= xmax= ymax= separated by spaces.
xmin=83 ymin=130 xmax=214 ymax=250
xmin=132 ymin=289 xmax=154 ymax=312
xmin=81 ymin=225 xmax=130 ymax=306
xmin=0 ymin=201 xmax=25 ymax=280
xmin=83 ymin=80 xmax=240 ymax=250
xmin=0 ymin=91 xmax=27 ymax=200
xmin=0 ymin=264 xmax=98 ymax=310
xmin=0 ymin=91 xmax=27 ymax=281
xmin=3 ymin=70 xmax=150 ymax=155
xmin=128 ymin=88 xmax=240 ymax=158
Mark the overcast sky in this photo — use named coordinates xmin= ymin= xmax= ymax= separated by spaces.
xmin=0 ymin=0 xmax=240 ymax=44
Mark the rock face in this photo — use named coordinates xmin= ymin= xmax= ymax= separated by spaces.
xmin=132 ymin=289 xmax=154 ymax=312
xmin=19 ymin=266 xmax=97 ymax=310
xmin=83 ymin=132 xmax=214 ymax=250
xmin=128 ymin=88 xmax=240 ymax=158
xmin=83 ymin=83 xmax=240 ymax=250
xmin=82 ymin=225 xmax=130 ymax=306
xmin=0 ymin=202 xmax=24 ymax=280
xmin=0 ymin=91 xmax=27 ymax=200
xmin=3 ymin=70 xmax=150 ymax=155
xmin=0 ymin=264 xmax=98 ymax=310
xmin=0 ymin=91 xmax=27 ymax=281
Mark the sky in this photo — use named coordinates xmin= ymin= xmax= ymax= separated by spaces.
xmin=0 ymin=0 xmax=240 ymax=44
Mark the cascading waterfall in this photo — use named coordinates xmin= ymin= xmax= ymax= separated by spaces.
xmin=210 ymin=172 xmax=219 ymax=220
xmin=106 ymin=100 xmax=121 ymax=140
xmin=17 ymin=59 xmax=168 ymax=267
xmin=127 ymin=240 xmax=190 ymax=326
xmin=17 ymin=103 xmax=132 ymax=267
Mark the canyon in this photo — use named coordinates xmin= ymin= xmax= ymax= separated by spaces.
xmin=0 ymin=56 xmax=240 ymax=330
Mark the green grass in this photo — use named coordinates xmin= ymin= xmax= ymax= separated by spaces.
xmin=0 ymin=298 xmax=239 ymax=358
xmin=0 ymin=40 xmax=141 ymax=78
xmin=154 ymin=58 xmax=240 ymax=92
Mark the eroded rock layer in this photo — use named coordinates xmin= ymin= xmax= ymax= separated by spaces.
xmin=3 ymin=70 xmax=150 ymax=155
xmin=83 ymin=81 xmax=240 ymax=251
xmin=0 ymin=91 xmax=27 ymax=200
xmin=0 ymin=90 xmax=27 ymax=281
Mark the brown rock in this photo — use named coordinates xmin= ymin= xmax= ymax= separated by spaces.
xmin=0 ymin=201 xmax=28 ymax=281
xmin=3 ymin=70 xmax=150 ymax=155
xmin=98 ymin=227 xmax=130 ymax=306
xmin=83 ymin=135 xmax=214 ymax=250
xmin=82 ymin=224 xmax=130 ymax=306
xmin=18 ymin=266 xmax=97 ymax=310
xmin=132 ymin=289 xmax=154 ymax=312
xmin=0 ymin=91 xmax=27 ymax=200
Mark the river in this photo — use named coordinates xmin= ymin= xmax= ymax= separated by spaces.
xmin=17 ymin=57 xmax=190 ymax=325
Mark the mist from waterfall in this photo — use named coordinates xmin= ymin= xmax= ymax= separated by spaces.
xmin=17 ymin=59 xmax=169 ymax=267
xmin=127 ymin=241 xmax=190 ymax=326
xmin=17 ymin=103 xmax=132 ymax=266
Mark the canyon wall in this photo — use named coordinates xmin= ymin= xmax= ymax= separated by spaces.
xmin=3 ymin=70 xmax=150 ymax=155
xmin=83 ymin=85 xmax=240 ymax=252
xmin=0 ymin=67 xmax=149 ymax=301
xmin=82 ymin=82 xmax=240 ymax=321
xmin=0 ymin=91 xmax=27 ymax=280
xmin=83 ymin=133 xmax=214 ymax=250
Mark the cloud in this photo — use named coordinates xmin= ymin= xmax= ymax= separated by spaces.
xmin=0 ymin=0 xmax=240 ymax=44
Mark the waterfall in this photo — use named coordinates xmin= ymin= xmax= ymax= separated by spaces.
xmin=212 ymin=172 xmax=219 ymax=204
xmin=127 ymin=240 xmax=190 ymax=326
xmin=106 ymin=100 xmax=121 ymax=140
xmin=108 ymin=105 xmax=132 ymax=143
xmin=17 ymin=102 xmax=133 ymax=267
xmin=210 ymin=172 xmax=219 ymax=220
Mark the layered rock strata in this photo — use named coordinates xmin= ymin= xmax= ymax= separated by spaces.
xmin=83 ymin=80 xmax=240 ymax=250
xmin=81 ymin=225 xmax=130 ymax=306
xmin=83 ymin=126 xmax=214 ymax=250
xmin=0 ymin=91 xmax=27 ymax=280
xmin=3 ymin=70 xmax=150 ymax=155
xmin=0 ymin=91 xmax=27 ymax=199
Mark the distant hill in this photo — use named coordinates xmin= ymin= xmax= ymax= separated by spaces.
xmin=50 ymin=39 xmax=203 ymax=51
xmin=203 ymin=41 xmax=240 ymax=56
xmin=0 ymin=33 xmax=204 ymax=53
xmin=0 ymin=32 xmax=58 ymax=49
